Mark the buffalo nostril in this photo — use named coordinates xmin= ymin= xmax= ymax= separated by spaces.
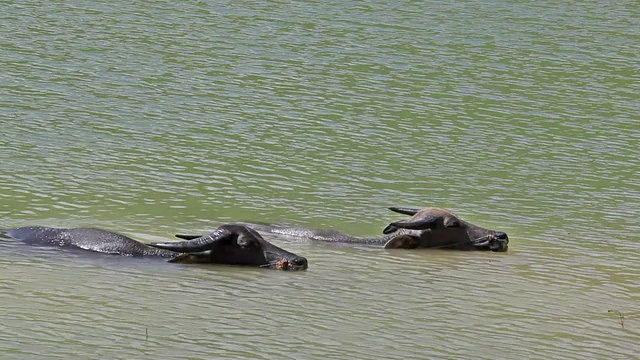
xmin=292 ymin=257 xmax=308 ymax=267
xmin=495 ymin=232 xmax=509 ymax=240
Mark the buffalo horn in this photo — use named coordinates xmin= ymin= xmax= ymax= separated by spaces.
xmin=382 ymin=215 xmax=439 ymax=234
xmin=174 ymin=234 xmax=202 ymax=240
xmin=149 ymin=228 xmax=233 ymax=253
xmin=388 ymin=206 xmax=421 ymax=216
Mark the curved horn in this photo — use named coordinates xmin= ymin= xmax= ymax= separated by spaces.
xmin=149 ymin=227 xmax=233 ymax=253
xmin=388 ymin=206 xmax=421 ymax=216
xmin=174 ymin=234 xmax=202 ymax=240
xmin=382 ymin=214 xmax=440 ymax=234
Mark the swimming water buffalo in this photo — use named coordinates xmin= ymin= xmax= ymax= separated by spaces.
xmin=246 ymin=206 xmax=509 ymax=252
xmin=1 ymin=224 xmax=308 ymax=270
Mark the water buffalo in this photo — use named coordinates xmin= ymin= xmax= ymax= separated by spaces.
xmin=1 ymin=224 xmax=308 ymax=270
xmin=242 ymin=206 xmax=509 ymax=252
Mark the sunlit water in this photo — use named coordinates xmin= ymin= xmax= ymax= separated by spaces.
xmin=1 ymin=1 xmax=638 ymax=359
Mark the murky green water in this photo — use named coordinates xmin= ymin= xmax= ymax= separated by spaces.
xmin=1 ymin=1 xmax=639 ymax=359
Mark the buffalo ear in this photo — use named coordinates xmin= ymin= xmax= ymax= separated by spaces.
xmin=382 ymin=224 xmax=399 ymax=234
xmin=236 ymin=233 xmax=256 ymax=248
xmin=384 ymin=236 xmax=419 ymax=249
xmin=443 ymin=216 xmax=461 ymax=228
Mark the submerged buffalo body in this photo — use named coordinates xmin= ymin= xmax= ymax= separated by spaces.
xmin=246 ymin=207 xmax=509 ymax=252
xmin=1 ymin=224 xmax=307 ymax=270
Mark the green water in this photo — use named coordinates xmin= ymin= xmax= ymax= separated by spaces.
xmin=1 ymin=1 xmax=638 ymax=359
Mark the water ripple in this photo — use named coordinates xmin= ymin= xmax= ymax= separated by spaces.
xmin=1 ymin=1 xmax=639 ymax=359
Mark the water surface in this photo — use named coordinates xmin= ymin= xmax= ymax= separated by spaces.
xmin=1 ymin=1 xmax=639 ymax=359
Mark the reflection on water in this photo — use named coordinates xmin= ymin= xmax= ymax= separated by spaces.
xmin=1 ymin=1 xmax=639 ymax=359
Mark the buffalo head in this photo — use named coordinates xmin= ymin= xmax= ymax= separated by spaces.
xmin=148 ymin=224 xmax=308 ymax=270
xmin=381 ymin=207 xmax=509 ymax=252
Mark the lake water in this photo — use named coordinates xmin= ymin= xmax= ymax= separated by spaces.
xmin=1 ymin=1 xmax=639 ymax=359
